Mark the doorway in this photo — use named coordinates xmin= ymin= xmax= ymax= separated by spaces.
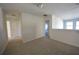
xmin=6 ymin=14 xmax=22 ymax=40
xmin=45 ymin=20 xmax=49 ymax=37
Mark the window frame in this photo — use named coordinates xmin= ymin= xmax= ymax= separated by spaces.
xmin=76 ymin=21 xmax=79 ymax=30
xmin=63 ymin=19 xmax=79 ymax=30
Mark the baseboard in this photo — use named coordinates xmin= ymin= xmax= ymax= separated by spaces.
xmin=23 ymin=36 xmax=44 ymax=43
xmin=34 ymin=36 xmax=44 ymax=40
xmin=50 ymin=37 xmax=79 ymax=48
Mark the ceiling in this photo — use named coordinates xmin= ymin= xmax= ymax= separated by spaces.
xmin=0 ymin=3 xmax=79 ymax=19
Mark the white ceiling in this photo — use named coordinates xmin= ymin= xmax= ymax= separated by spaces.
xmin=0 ymin=3 xmax=79 ymax=19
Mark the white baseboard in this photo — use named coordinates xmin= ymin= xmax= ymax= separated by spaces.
xmin=23 ymin=36 xmax=44 ymax=43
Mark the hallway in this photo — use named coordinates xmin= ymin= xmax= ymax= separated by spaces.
xmin=3 ymin=37 xmax=79 ymax=55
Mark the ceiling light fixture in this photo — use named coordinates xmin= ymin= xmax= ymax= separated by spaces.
xmin=33 ymin=3 xmax=46 ymax=8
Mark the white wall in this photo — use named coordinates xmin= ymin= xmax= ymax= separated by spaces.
xmin=49 ymin=15 xmax=79 ymax=47
xmin=21 ymin=13 xmax=45 ymax=42
xmin=0 ymin=8 xmax=8 ymax=54
xmin=35 ymin=17 xmax=45 ymax=39
xmin=50 ymin=29 xmax=79 ymax=47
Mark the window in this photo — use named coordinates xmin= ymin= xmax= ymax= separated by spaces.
xmin=63 ymin=19 xmax=79 ymax=30
xmin=66 ymin=21 xmax=73 ymax=29
xmin=76 ymin=21 xmax=79 ymax=30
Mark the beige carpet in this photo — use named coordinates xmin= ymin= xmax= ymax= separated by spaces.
xmin=3 ymin=37 xmax=79 ymax=55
